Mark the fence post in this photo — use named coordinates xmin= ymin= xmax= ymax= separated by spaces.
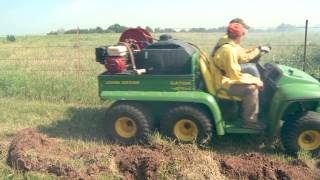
xmin=303 ymin=20 xmax=308 ymax=72
xmin=77 ymin=26 xmax=81 ymax=78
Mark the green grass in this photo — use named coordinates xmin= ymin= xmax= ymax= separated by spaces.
xmin=0 ymin=32 xmax=319 ymax=104
xmin=0 ymin=98 xmax=115 ymax=179
xmin=0 ymin=32 xmax=319 ymax=178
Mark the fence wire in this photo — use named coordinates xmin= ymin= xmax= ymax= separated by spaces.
xmin=0 ymin=30 xmax=320 ymax=76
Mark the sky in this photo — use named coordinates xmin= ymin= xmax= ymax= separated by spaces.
xmin=0 ymin=0 xmax=319 ymax=35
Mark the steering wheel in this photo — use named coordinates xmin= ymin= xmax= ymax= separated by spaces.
xmin=250 ymin=54 xmax=262 ymax=63
xmin=251 ymin=48 xmax=271 ymax=63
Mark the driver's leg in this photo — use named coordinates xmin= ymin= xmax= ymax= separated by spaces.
xmin=228 ymin=84 xmax=265 ymax=130
xmin=240 ymin=63 xmax=260 ymax=78
xmin=240 ymin=64 xmax=267 ymax=117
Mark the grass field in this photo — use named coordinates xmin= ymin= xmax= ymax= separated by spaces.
xmin=0 ymin=32 xmax=319 ymax=103
xmin=0 ymin=32 xmax=319 ymax=179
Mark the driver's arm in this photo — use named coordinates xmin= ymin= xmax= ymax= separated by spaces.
xmin=223 ymin=47 xmax=263 ymax=87
xmin=238 ymin=47 xmax=260 ymax=63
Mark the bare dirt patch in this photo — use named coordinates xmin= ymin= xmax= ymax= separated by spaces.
xmin=7 ymin=128 xmax=63 ymax=171
xmin=110 ymin=144 xmax=174 ymax=179
xmin=6 ymin=129 xmax=320 ymax=180
xmin=216 ymin=153 xmax=320 ymax=180
xmin=7 ymin=128 xmax=109 ymax=179
xmin=110 ymin=143 xmax=225 ymax=180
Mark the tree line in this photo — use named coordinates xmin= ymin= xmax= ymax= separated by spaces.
xmin=47 ymin=23 xmax=307 ymax=35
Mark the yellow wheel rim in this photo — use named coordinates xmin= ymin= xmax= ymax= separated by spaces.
xmin=174 ymin=119 xmax=198 ymax=142
xmin=298 ymin=130 xmax=320 ymax=151
xmin=114 ymin=117 xmax=137 ymax=138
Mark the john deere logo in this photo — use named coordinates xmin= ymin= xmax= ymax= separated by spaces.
xmin=106 ymin=81 xmax=140 ymax=85
xmin=170 ymin=81 xmax=192 ymax=86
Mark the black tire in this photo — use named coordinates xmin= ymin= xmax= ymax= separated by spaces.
xmin=281 ymin=111 xmax=320 ymax=155
xmin=106 ymin=102 xmax=153 ymax=145
xmin=160 ymin=105 xmax=213 ymax=144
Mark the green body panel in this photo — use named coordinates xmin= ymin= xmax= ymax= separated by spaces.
xmin=100 ymin=91 xmax=225 ymax=135
xmin=277 ymin=65 xmax=320 ymax=85
xmin=98 ymin=74 xmax=195 ymax=92
xmin=98 ymin=52 xmax=199 ymax=92
xmin=269 ymin=83 xmax=320 ymax=134
xmin=268 ymin=65 xmax=320 ymax=135
xmin=225 ymin=121 xmax=262 ymax=134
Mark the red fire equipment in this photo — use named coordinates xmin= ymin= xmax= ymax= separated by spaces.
xmin=96 ymin=28 xmax=154 ymax=74
xmin=119 ymin=28 xmax=153 ymax=50
xmin=106 ymin=56 xmax=126 ymax=74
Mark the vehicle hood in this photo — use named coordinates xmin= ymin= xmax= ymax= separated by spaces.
xmin=276 ymin=64 xmax=320 ymax=85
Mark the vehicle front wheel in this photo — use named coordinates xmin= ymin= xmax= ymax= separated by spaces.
xmin=281 ymin=111 xmax=320 ymax=155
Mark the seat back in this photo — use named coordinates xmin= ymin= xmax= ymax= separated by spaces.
xmin=198 ymin=52 xmax=242 ymax=101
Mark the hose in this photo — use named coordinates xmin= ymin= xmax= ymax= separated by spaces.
xmin=118 ymin=42 xmax=137 ymax=70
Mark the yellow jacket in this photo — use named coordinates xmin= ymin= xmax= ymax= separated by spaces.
xmin=211 ymin=35 xmax=260 ymax=63
xmin=209 ymin=35 xmax=262 ymax=91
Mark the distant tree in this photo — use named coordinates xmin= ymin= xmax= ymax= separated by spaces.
xmin=154 ymin=27 xmax=161 ymax=33
xmin=48 ymin=24 xmax=238 ymax=35
xmin=88 ymin=27 xmax=103 ymax=33
xmin=57 ymin=28 xmax=65 ymax=34
xmin=103 ymin=29 xmax=112 ymax=33
xmin=145 ymin=26 xmax=153 ymax=33
xmin=154 ymin=28 xmax=176 ymax=33
xmin=47 ymin=28 xmax=65 ymax=35
xmin=207 ymin=28 xmax=218 ymax=32
xmin=189 ymin=28 xmax=207 ymax=32
xmin=79 ymin=29 xmax=90 ymax=34
xmin=107 ymin=24 xmax=128 ymax=33
xmin=65 ymin=29 xmax=78 ymax=34
xmin=95 ymin=26 xmax=103 ymax=33
xmin=6 ymin=35 xmax=16 ymax=42
xmin=164 ymin=28 xmax=176 ymax=32
xmin=276 ymin=23 xmax=297 ymax=31
xmin=216 ymin=26 xmax=227 ymax=32
xmin=47 ymin=31 xmax=58 ymax=35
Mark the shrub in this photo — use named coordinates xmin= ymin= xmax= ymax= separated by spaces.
xmin=6 ymin=35 xmax=16 ymax=42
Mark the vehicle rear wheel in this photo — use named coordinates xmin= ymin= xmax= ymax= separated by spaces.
xmin=281 ymin=111 xmax=320 ymax=155
xmin=106 ymin=102 xmax=153 ymax=144
xmin=160 ymin=105 xmax=212 ymax=144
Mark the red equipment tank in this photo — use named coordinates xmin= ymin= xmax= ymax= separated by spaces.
xmin=119 ymin=28 xmax=153 ymax=50
xmin=106 ymin=56 xmax=126 ymax=73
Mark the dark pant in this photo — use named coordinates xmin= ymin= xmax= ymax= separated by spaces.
xmin=228 ymin=84 xmax=259 ymax=123
xmin=240 ymin=63 xmax=260 ymax=78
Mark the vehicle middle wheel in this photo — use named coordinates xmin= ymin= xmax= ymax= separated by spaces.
xmin=106 ymin=102 xmax=153 ymax=144
xmin=160 ymin=105 xmax=213 ymax=144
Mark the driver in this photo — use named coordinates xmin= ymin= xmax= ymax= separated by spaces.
xmin=210 ymin=18 xmax=261 ymax=77
xmin=210 ymin=20 xmax=271 ymax=130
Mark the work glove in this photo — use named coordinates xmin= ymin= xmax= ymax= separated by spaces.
xmin=258 ymin=44 xmax=272 ymax=54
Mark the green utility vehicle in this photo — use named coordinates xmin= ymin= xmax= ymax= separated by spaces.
xmin=95 ymin=28 xmax=320 ymax=155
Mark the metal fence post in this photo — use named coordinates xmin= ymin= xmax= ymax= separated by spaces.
xmin=77 ymin=26 xmax=81 ymax=78
xmin=303 ymin=20 xmax=308 ymax=72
